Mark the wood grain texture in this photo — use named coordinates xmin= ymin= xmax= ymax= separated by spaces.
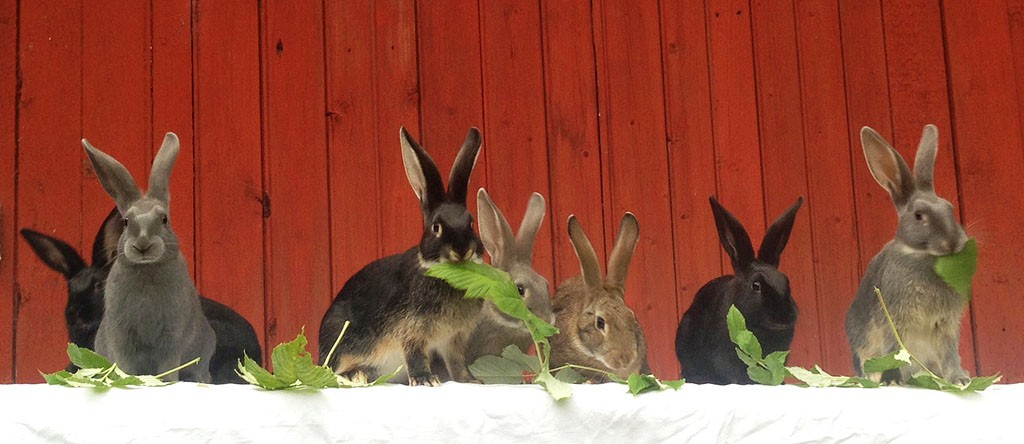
xmin=15 ymin=0 xmax=83 ymax=382
xmin=193 ymin=0 xmax=266 ymax=356
xmin=0 ymin=0 xmax=15 ymax=383
xmin=261 ymin=0 xmax=331 ymax=353
xmin=593 ymin=0 xmax=678 ymax=378
xmin=943 ymin=0 xmax=1024 ymax=382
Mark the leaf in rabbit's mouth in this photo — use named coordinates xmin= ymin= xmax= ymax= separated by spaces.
xmin=934 ymin=238 xmax=978 ymax=302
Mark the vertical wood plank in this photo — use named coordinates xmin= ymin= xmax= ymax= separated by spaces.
xmin=479 ymin=1 xmax=554 ymax=283
xmin=261 ymin=0 xmax=331 ymax=352
xmin=1010 ymin=0 xmax=1024 ymax=158
xmin=193 ymin=0 xmax=266 ymax=355
xmin=0 ymin=0 xmax=16 ymax=383
xmin=153 ymin=0 xmax=197 ymax=275
xmin=15 ymin=0 xmax=83 ymax=382
xmin=882 ymin=0 xmax=976 ymax=372
xmin=593 ymin=0 xmax=677 ymax=378
xmin=374 ymin=0 xmax=422 ymax=257
xmin=416 ymin=0 xmax=485 ymax=206
xmin=793 ymin=0 xmax=861 ymax=373
xmin=943 ymin=0 xmax=1024 ymax=382
xmin=541 ymin=1 xmax=605 ymax=285
xmin=747 ymin=0 xmax=821 ymax=369
xmin=325 ymin=0 xmax=381 ymax=299
xmin=661 ymin=0 xmax=722 ymax=331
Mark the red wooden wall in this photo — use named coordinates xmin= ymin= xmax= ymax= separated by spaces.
xmin=1 ymin=0 xmax=1023 ymax=383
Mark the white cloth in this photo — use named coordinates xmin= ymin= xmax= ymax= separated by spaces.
xmin=0 ymin=382 xmax=1017 ymax=443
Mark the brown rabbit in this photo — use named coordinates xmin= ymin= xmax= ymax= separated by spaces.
xmin=549 ymin=213 xmax=649 ymax=382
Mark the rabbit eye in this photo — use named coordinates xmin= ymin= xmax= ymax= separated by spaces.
xmin=516 ymin=285 xmax=525 ymax=296
xmin=431 ymin=223 xmax=443 ymax=237
xmin=752 ymin=281 xmax=762 ymax=294
xmin=596 ymin=316 xmax=606 ymax=331
xmin=161 ymin=215 xmax=168 ymax=225
xmin=914 ymin=211 xmax=924 ymax=221
xmin=122 ymin=218 xmax=129 ymax=227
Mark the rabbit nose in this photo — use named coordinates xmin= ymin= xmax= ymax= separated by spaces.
xmin=462 ymin=246 xmax=476 ymax=261
xmin=133 ymin=238 xmax=153 ymax=253
xmin=446 ymin=250 xmax=462 ymax=263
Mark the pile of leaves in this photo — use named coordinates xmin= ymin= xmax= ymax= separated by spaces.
xmin=427 ymin=261 xmax=683 ymax=399
xmin=42 ymin=344 xmax=196 ymax=388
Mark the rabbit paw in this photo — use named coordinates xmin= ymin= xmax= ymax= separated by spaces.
xmin=409 ymin=373 xmax=441 ymax=387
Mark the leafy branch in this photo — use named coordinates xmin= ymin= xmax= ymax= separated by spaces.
xmin=428 ymin=261 xmax=683 ymax=398
xmin=42 ymin=344 xmax=199 ymax=388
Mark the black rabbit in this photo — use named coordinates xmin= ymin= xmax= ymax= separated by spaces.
xmin=22 ymin=206 xmax=263 ymax=383
xmin=319 ymin=127 xmax=484 ymax=386
xmin=675 ymin=196 xmax=803 ymax=384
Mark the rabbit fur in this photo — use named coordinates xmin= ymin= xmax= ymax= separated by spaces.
xmin=845 ymin=124 xmax=971 ymax=384
xmin=318 ymin=127 xmax=484 ymax=386
xmin=675 ymin=195 xmax=803 ymax=384
xmin=549 ymin=213 xmax=649 ymax=382
xmin=82 ymin=133 xmax=215 ymax=382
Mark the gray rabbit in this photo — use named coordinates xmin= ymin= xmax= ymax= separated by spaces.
xmin=83 ymin=133 xmax=215 ymax=382
xmin=845 ymin=124 xmax=971 ymax=384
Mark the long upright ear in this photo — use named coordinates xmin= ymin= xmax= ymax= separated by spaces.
xmin=91 ymin=206 xmax=124 ymax=268
xmin=861 ymin=126 xmax=914 ymax=206
xmin=147 ymin=132 xmax=180 ymax=204
xmin=606 ymin=212 xmax=639 ymax=289
xmin=446 ymin=127 xmax=482 ymax=205
xmin=567 ymin=215 xmax=604 ymax=291
xmin=83 ymin=139 xmax=142 ymax=214
xmin=913 ymin=124 xmax=939 ymax=193
xmin=758 ymin=196 xmax=803 ymax=267
xmin=476 ymin=188 xmax=515 ymax=267
xmin=20 ymin=229 xmax=87 ymax=278
xmin=514 ymin=192 xmax=546 ymax=263
xmin=400 ymin=127 xmax=446 ymax=212
xmin=709 ymin=196 xmax=756 ymax=273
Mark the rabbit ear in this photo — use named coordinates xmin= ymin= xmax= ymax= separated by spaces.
xmin=83 ymin=139 xmax=143 ymax=215
xmin=446 ymin=128 xmax=482 ymax=205
xmin=476 ymin=188 xmax=515 ymax=266
xmin=20 ymin=229 xmax=87 ymax=279
xmin=147 ymin=133 xmax=180 ymax=204
xmin=913 ymin=124 xmax=939 ymax=193
xmin=861 ymin=126 xmax=914 ymax=206
xmin=92 ymin=206 xmax=123 ymax=267
xmin=400 ymin=127 xmax=445 ymax=211
xmin=567 ymin=215 xmax=604 ymax=291
xmin=514 ymin=192 xmax=546 ymax=263
xmin=606 ymin=212 xmax=639 ymax=289
xmin=758 ymin=196 xmax=803 ymax=267
xmin=709 ymin=196 xmax=756 ymax=272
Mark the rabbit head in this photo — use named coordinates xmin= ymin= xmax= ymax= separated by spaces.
xmin=475 ymin=188 xmax=554 ymax=328
xmin=556 ymin=213 xmax=647 ymax=378
xmin=861 ymin=125 xmax=967 ymax=256
xmin=709 ymin=196 xmax=802 ymax=330
xmin=82 ymin=133 xmax=183 ymax=267
xmin=401 ymin=127 xmax=483 ymax=265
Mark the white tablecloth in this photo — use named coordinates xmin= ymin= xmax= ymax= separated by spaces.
xmin=0 ymin=382 xmax=1017 ymax=443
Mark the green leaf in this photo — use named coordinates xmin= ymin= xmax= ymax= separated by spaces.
xmin=960 ymin=374 xmax=1002 ymax=392
xmin=626 ymin=373 xmax=660 ymax=395
xmin=554 ymin=367 xmax=586 ymax=384
xmin=862 ymin=349 xmax=911 ymax=374
xmin=934 ymin=238 xmax=978 ymax=301
xmin=747 ymin=365 xmax=775 ymax=385
xmin=296 ymin=362 xmax=341 ymax=389
xmin=726 ymin=305 xmax=747 ymax=344
xmin=236 ymin=353 xmax=289 ymax=390
xmin=763 ymin=351 xmax=789 ymax=385
xmin=534 ymin=370 xmax=573 ymax=401
xmin=787 ymin=365 xmax=865 ymax=388
xmin=270 ymin=330 xmax=313 ymax=386
xmin=67 ymin=343 xmax=113 ymax=370
xmin=469 ymin=355 xmax=529 ymax=384
xmin=41 ymin=370 xmax=72 ymax=386
xmin=500 ymin=344 xmax=541 ymax=375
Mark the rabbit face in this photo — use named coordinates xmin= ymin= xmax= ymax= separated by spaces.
xmin=120 ymin=201 xmax=177 ymax=265
xmin=577 ymin=294 xmax=642 ymax=375
xmin=733 ymin=264 xmax=797 ymax=329
xmin=897 ymin=194 xmax=968 ymax=256
xmin=420 ymin=203 xmax=482 ymax=264
xmin=485 ymin=262 xmax=553 ymax=328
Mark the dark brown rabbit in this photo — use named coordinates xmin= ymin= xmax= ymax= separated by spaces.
xmin=846 ymin=125 xmax=971 ymax=384
xmin=318 ymin=127 xmax=484 ymax=386
xmin=549 ymin=213 xmax=649 ymax=382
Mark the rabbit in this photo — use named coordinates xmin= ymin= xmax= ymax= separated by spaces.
xmin=548 ymin=212 xmax=649 ymax=382
xmin=318 ymin=127 xmax=484 ymax=386
xmin=82 ymin=133 xmax=215 ymax=382
xmin=675 ymin=195 xmax=803 ymax=385
xmin=21 ymin=206 xmax=263 ymax=382
xmin=845 ymin=124 xmax=971 ymax=385
xmin=469 ymin=188 xmax=554 ymax=360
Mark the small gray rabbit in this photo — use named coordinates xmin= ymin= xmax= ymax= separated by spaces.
xmin=845 ymin=124 xmax=971 ymax=384
xmin=470 ymin=188 xmax=554 ymax=360
xmin=83 ymin=133 xmax=215 ymax=382
xmin=549 ymin=213 xmax=649 ymax=382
